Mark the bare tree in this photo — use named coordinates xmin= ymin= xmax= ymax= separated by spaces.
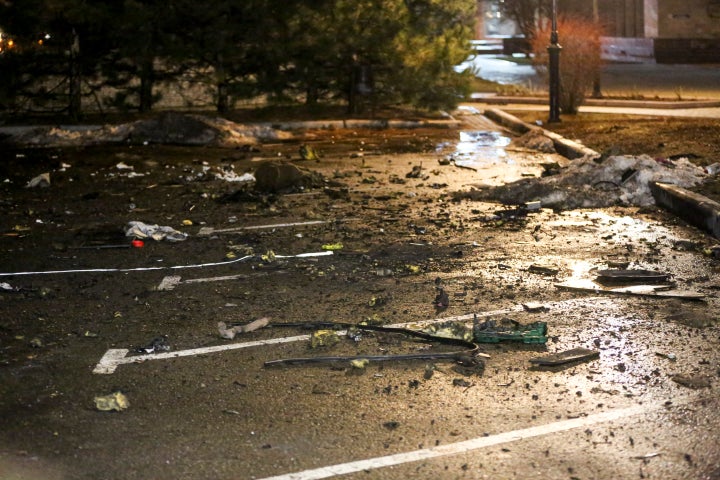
xmin=495 ymin=0 xmax=551 ymax=41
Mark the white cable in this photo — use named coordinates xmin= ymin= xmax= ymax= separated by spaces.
xmin=0 ymin=251 xmax=332 ymax=277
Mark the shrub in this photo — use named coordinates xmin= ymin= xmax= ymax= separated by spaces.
xmin=530 ymin=16 xmax=603 ymax=114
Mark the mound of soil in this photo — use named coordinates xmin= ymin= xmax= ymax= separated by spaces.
xmin=511 ymin=112 xmax=720 ymax=202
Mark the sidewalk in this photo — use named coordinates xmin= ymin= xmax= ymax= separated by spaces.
xmin=460 ymin=55 xmax=720 ymax=239
xmin=461 ymin=54 xmax=720 ymax=118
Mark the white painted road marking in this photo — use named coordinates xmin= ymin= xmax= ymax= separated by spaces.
xmin=92 ymin=297 xmax=606 ymax=374
xmin=156 ymin=271 xmax=282 ymax=291
xmin=92 ymin=334 xmax=313 ymax=374
xmin=198 ymin=220 xmax=329 ymax=236
xmin=256 ymin=403 xmax=657 ymax=480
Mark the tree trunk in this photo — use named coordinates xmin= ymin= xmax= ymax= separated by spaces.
xmin=216 ymin=60 xmax=229 ymax=113
xmin=217 ymin=80 xmax=229 ymax=114
xmin=139 ymin=58 xmax=154 ymax=112
xmin=68 ymin=30 xmax=82 ymax=120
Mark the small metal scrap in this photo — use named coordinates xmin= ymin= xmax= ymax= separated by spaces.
xmin=135 ymin=335 xmax=170 ymax=354
xmin=530 ymin=347 xmax=599 ymax=366
xmin=265 ymin=321 xmax=487 ymax=367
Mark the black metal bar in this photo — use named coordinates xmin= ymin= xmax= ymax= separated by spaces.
xmin=548 ymin=0 xmax=562 ymax=123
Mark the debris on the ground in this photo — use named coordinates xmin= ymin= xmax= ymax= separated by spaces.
xmin=665 ymin=310 xmax=716 ymax=328
xmin=510 ymin=128 xmax=556 ymax=153
xmin=350 ymin=358 xmax=369 ymax=369
xmin=253 ymin=161 xmax=329 ymax=193
xmin=672 ymin=374 xmax=712 ymax=389
xmin=213 ymin=167 xmax=255 ymax=183
xmin=382 ymin=420 xmax=400 ymax=430
xmin=261 ymin=250 xmax=276 ymax=263
xmin=595 ymin=269 xmax=670 ymax=284
xmin=218 ymin=317 xmax=270 ymax=340
xmin=125 ymin=221 xmax=188 ymax=242
xmin=94 ymin=391 xmax=130 ymax=412
xmin=434 ymin=288 xmax=450 ymax=308
xmin=324 ymin=186 xmax=350 ymax=200
xmin=705 ymin=162 xmax=720 ymax=175
xmin=405 ymin=264 xmax=422 ymax=274
xmin=310 ymin=330 xmax=341 ymax=349
xmin=529 ymin=347 xmax=600 ymax=366
xmin=474 ymin=206 xmax=532 ymax=228
xmin=135 ymin=335 xmax=171 ymax=354
xmin=8 ymin=113 xmax=293 ymax=147
xmin=632 ymin=452 xmax=662 ymax=460
xmin=299 ymin=144 xmax=320 ymax=161
xmin=367 ymin=295 xmax=388 ymax=307
xmin=453 ymin=355 xmax=486 ymax=376
xmin=422 ymin=320 xmax=472 ymax=342
xmin=522 ymin=302 xmax=548 ymax=312
xmin=116 ymin=161 xmax=134 ymax=170
xmin=406 ymin=165 xmax=427 ymax=179
xmin=264 ymin=321 xmax=486 ymax=367
xmin=473 ymin=316 xmax=548 ymax=344
xmin=157 ymin=276 xmax=182 ymax=291
xmin=456 ymin=154 xmax=707 ymax=209
xmin=321 ymin=242 xmax=344 ymax=251
xmin=25 ymin=172 xmax=51 ymax=188
xmin=527 ymin=263 xmax=560 ymax=276
xmin=655 ymin=352 xmax=677 ymax=361
xmin=452 ymin=378 xmax=473 ymax=388
xmin=555 ymin=279 xmax=705 ymax=300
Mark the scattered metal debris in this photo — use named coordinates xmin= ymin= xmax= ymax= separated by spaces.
xmin=595 ymin=269 xmax=670 ymax=284
xmin=530 ymin=347 xmax=600 ymax=366
xmin=135 ymin=335 xmax=171 ymax=354
xmin=555 ymin=279 xmax=705 ymax=300
xmin=473 ymin=316 xmax=548 ymax=344
xmin=264 ymin=321 xmax=488 ymax=367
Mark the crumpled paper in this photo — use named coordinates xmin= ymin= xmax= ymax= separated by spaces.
xmin=125 ymin=221 xmax=188 ymax=242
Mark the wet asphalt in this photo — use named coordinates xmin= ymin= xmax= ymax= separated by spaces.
xmin=1 ymin=107 xmax=719 ymax=480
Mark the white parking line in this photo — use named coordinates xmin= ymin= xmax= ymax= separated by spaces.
xmin=156 ymin=271 xmax=282 ymax=291
xmin=198 ymin=220 xmax=330 ymax=236
xmin=92 ymin=297 xmax=605 ymax=374
xmin=256 ymin=403 xmax=656 ymax=480
xmin=92 ymin=334 xmax=313 ymax=374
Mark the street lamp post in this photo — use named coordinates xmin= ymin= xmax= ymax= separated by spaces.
xmin=547 ymin=0 xmax=561 ymax=123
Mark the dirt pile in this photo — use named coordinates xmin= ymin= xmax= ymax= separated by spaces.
xmin=5 ymin=112 xmax=294 ymax=147
xmin=455 ymin=153 xmax=708 ymax=209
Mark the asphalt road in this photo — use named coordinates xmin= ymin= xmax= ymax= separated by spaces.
xmin=0 ymin=111 xmax=719 ymax=480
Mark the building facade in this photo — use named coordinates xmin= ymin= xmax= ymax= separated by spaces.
xmin=476 ymin=0 xmax=720 ymax=62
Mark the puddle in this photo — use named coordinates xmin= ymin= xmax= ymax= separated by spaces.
xmin=441 ymin=130 xmax=512 ymax=167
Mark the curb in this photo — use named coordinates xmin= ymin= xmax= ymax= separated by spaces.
xmin=483 ymin=108 xmax=600 ymax=160
xmin=650 ymin=182 xmax=720 ymax=239
xmin=257 ymin=118 xmax=462 ymax=131
xmin=471 ymin=95 xmax=720 ymax=110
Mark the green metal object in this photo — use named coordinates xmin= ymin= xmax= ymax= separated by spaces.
xmin=473 ymin=316 xmax=548 ymax=344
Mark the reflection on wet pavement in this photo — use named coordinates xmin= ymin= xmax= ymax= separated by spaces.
xmin=452 ymin=131 xmax=512 ymax=167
